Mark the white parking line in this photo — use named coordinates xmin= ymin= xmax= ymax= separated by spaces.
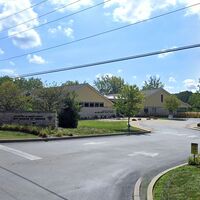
xmin=83 ymin=141 xmax=107 ymax=145
xmin=128 ymin=151 xmax=159 ymax=157
xmin=0 ymin=145 xmax=42 ymax=161
xmin=188 ymin=135 xmax=198 ymax=138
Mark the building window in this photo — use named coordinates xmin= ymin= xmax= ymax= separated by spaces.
xmin=100 ymin=103 xmax=104 ymax=107
xmin=90 ymin=103 xmax=94 ymax=107
xmin=161 ymin=94 xmax=164 ymax=103
xmin=85 ymin=102 xmax=89 ymax=107
xmin=95 ymin=103 xmax=99 ymax=107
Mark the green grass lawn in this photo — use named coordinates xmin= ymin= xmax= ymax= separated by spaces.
xmin=0 ymin=120 xmax=143 ymax=139
xmin=153 ymin=165 xmax=200 ymax=200
xmin=52 ymin=120 xmax=142 ymax=137
xmin=0 ymin=130 xmax=39 ymax=139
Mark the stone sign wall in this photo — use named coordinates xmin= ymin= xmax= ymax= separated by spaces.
xmin=0 ymin=112 xmax=57 ymax=128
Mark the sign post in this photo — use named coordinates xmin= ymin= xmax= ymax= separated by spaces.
xmin=191 ymin=143 xmax=198 ymax=163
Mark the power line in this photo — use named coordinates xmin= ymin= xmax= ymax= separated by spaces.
xmin=0 ymin=0 xmax=48 ymax=22
xmin=1 ymin=0 xmax=82 ymax=34
xmin=0 ymin=0 xmax=111 ymax=41
xmin=18 ymin=43 xmax=200 ymax=78
xmin=0 ymin=3 xmax=199 ymax=62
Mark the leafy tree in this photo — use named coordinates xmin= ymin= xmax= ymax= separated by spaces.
xmin=14 ymin=77 xmax=43 ymax=92
xmin=0 ymin=76 xmax=13 ymax=85
xmin=0 ymin=81 xmax=31 ymax=111
xmin=62 ymin=80 xmax=79 ymax=86
xmin=175 ymin=91 xmax=193 ymax=103
xmin=94 ymin=75 xmax=125 ymax=95
xmin=189 ymin=93 xmax=200 ymax=111
xmin=115 ymin=85 xmax=144 ymax=132
xmin=58 ymin=94 xmax=80 ymax=128
xmin=142 ymin=75 xmax=164 ymax=90
xmin=32 ymin=86 xmax=68 ymax=112
xmin=164 ymin=95 xmax=180 ymax=117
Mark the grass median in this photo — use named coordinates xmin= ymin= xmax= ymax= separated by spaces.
xmin=153 ymin=165 xmax=200 ymax=200
xmin=60 ymin=120 xmax=142 ymax=136
xmin=0 ymin=120 xmax=143 ymax=139
xmin=0 ymin=130 xmax=39 ymax=139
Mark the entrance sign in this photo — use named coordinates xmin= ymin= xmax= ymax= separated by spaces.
xmin=191 ymin=143 xmax=198 ymax=155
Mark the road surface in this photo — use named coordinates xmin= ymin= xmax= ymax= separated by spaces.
xmin=0 ymin=118 xmax=199 ymax=200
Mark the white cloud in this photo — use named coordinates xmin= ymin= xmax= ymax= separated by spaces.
xmin=183 ymin=79 xmax=198 ymax=91
xmin=104 ymin=0 xmax=200 ymax=24
xmin=117 ymin=69 xmax=122 ymax=73
xmin=95 ymin=73 xmax=113 ymax=78
xmin=48 ymin=24 xmax=74 ymax=38
xmin=64 ymin=27 xmax=74 ymax=38
xmin=27 ymin=54 xmax=46 ymax=64
xmin=132 ymin=75 xmax=137 ymax=79
xmin=164 ymin=85 xmax=175 ymax=92
xmin=0 ymin=68 xmax=17 ymax=76
xmin=0 ymin=48 xmax=4 ymax=55
xmin=0 ymin=0 xmax=41 ymax=49
xmin=49 ymin=0 xmax=93 ymax=12
xmin=158 ymin=46 xmax=176 ymax=58
xmin=168 ymin=76 xmax=176 ymax=82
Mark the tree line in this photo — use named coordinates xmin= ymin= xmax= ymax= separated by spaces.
xmin=0 ymin=75 xmax=199 ymax=130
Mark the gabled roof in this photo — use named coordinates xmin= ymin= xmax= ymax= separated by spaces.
xmin=63 ymin=84 xmax=86 ymax=91
xmin=142 ymin=88 xmax=166 ymax=97
xmin=142 ymin=87 xmax=191 ymax=108
xmin=64 ymin=83 xmax=114 ymax=105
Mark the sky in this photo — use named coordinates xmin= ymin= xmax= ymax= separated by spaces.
xmin=0 ymin=0 xmax=200 ymax=93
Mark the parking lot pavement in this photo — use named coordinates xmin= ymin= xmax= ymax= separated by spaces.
xmin=0 ymin=119 xmax=200 ymax=200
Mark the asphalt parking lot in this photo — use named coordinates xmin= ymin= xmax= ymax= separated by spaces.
xmin=0 ymin=119 xmax=200 ymax=200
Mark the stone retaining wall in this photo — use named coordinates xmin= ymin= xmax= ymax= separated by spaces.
xmin=0 ymin=112 xmax=57 ymax=128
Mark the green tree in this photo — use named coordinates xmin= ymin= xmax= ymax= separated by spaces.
xmin=14 ymin=77 xmax=43 ymax=92
xmin=32 ymin=86 xmax=68 ymax=112
xmin=0 ymin=81 xmax=31 ymax=111
xmin=62 ymin=80 xmax=79 ymax=86
xmin=0 ymin=76 xmax=13 ymax=85
xmin=58 ymin=93 xmax=80 ymax=128
xmin=142 ymin=76 xmax=164 ymax=90
xmin=164 ymin=95 xmax=180 ymax=117
xmin=115 ymin=85 xmax=144 ymax=132
xmin=175 ymin=91 xmax=193 ymax=104
xmin=94 ymin=75 xmax=125 ymax=95
xmin=189 ymin=93 xmax=200 ymax=111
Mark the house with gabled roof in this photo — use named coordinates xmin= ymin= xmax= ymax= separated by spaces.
xmin=140 ymin=88 xmax=190 ymax=116
xmin=105 ymin=88 xmax=190 ymax=117
xmin=65 ymin=84 xmax=115 ymax=119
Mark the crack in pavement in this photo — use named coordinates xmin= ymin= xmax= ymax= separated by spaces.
xmin=0 ymin=165 xmax=69 ymax=200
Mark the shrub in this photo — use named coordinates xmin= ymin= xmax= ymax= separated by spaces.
xmin=188 ymin=155 xmax=200 ymax=166
xmin=58 ymin=107 xmax=79 ymax=128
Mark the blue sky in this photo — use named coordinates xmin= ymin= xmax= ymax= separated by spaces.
xmin=0 ymin=0 xmax=200 ymax=93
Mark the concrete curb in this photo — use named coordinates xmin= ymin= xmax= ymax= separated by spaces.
xmin=147 ymin=163 xmax=187 ymax=200
xmin=0 ymin=130 xmax=151 ymax=143
xmin=133 ymin=177 xmax=142 ymax=200
xmin=186 ymin=123 xmax=200 ymax=132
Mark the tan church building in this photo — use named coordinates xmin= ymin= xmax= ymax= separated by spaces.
xmin=106 ymin=88 xmax=190 ymax=117
xmin=65 ymin=84 xmax=115 ymax=119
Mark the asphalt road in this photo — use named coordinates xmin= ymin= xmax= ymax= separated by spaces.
xmin=0 ymin=118 xmax=200 ymax=200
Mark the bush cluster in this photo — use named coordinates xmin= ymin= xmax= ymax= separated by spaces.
xmin=0 ymin=124 xmax=74 ymax=138
xmin=0 ymin=124 xmax=53 ymax=138
xmin=177 ymin=112 xmax=200 ymax=118
xmin=188 ymin=155 xmax=200 ymax=166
